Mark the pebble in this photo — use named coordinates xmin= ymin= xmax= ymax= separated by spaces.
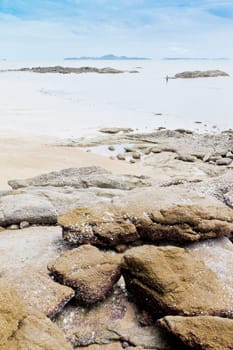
xmin=132 ymin=152 xmax=141 ymax=160
xmin=108 ymin=145 xmax=115 ymax=151
xmin=20 ymin=221 xmax=30 ymax=229
xmin=216 ymin=158 xmax=232 ymax=166
xmin=130 ymin=159 xmax=136 ymax=164
xmin=8 ymin=224 xmax=19 ymax=230
xmin=117 ymin=154 xmax=126 ymax=161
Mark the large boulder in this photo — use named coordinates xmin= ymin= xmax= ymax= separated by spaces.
xmin=8 ymin=166 xmax=151 ymax=190
xmin=121 ymin=241 xmax=233 ymax=317
xmin=0 ymin=281 xmax=72 ymax=350
xmin=48 ymin=245 xmax=122 ymax=304
xmin=158 ymin=315 xmax=233 ymax=350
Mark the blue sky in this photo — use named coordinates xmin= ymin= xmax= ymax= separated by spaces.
xmin=0 ymin=0 xmax=233 ymax=60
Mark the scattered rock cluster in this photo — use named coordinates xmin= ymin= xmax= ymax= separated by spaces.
xmin=4 ymin=66 xmax=127 ymax=74
xmin=174 ymin=70 xmax=229 ymax=78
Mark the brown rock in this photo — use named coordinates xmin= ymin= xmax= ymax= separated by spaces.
xmin=54 ymin=284 xmax=173 ymax=349
xmin=0 ymin=281 xmax=72 ymax=350
xmin=5 ymin=269 xmax=75 ymax=318
xmin=60 ymin=207 xmax=139 ymax=247
xmin=48 ymin=245 xmax=122 ymax=304
xmin=158 ymin=315 xmax=233 ymax=350
xmin=122 ymin=244 xmax=233 ymax=317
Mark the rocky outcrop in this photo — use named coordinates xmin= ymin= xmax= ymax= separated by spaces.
xmin=54 ymin=284 xmax=173 ymax=349
xmin=0 ymin=281 xmax=72 ymax=350
xmin=158 ymin=315 xmax=233 ymax=350
xmin=121 ymin=242 xmax=233 ymax=317
xmin=60 ymin=187 xmax=233 ymax=247
xmin=48 ymin=245 xmax=122 ymax=304
xmin=60 ymin=207 xmax=139 ymax=246
xmin=8 ymin=166 xmax=151 ymax=191
xmin=99 ymin=127 xmax=134 ymax=134
xmin=7 ymin=66 xmax=125 ymax=74
xmin=174 ymin=70 xmax=229 ymax=78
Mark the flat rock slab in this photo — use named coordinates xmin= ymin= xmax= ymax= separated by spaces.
xmin=54 ymin=285 xmax=173 ymax=349
xmin=122 ymin=241 xmax=233 ymax=317
xmin=4 ymin=269 xmax=74 ymax=318
xmin=48 ymin=245 xmax=122 ymax=304
xmin=158 ymin=315 xmax=233 ymax=350
xmin=60 ymin=186 xmax=233 ymax=247
xmin=0 ymin=226 xmax=74 ymax=318
xmin=0 ymin=281 xmax=72 ymax=350
xmin=8 ymin=166 xmax=151 ymax=190
xmin=0 ymin=193 xmax=57 ymax=226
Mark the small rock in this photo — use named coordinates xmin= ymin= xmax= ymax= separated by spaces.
xmin=175 ymin=154 xmax=196 ymax=162
xmin=20 ymin=221 xmax=30 ymax=229
xmin=124 ymin=146 xmax=134 ymax=153
xmin=108 ymin=145 xmax=115 ymax=151
xmin=130 ymin=159 xmax=136 ymax=164
xmin=8 ymin=224 xmax=19 ymax=230
xmin=115 ymin=244 xmax=128 ymax=253
xmin=226 ymin=151 xmax=233 ymax=159
xmin=151 ymin=147 xmax=162 ymax=154
xmin=99 ymin=128 xmax=134 ymax=134
xmin=117 ymin=154 xmax=126 ymax=161
xmin=216 ymin=158 xmax=232 ymax=166
xmin=132 ymin=152 xmax=141 ymax=160
xmin=175 ymin=129 xmax=193 ymax=134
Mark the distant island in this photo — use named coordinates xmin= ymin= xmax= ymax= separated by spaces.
xmin=163 ymin=57 xmax=229 ymax=61
xmin=64 ymin=54 xmax=151 ymax=61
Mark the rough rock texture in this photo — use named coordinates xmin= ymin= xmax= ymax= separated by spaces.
xmin=174 ymin=70 xmax=229 ymax=78
xmin=158 ymin=315 xmax=233 ymax=350
xmin=48 ymin=245 xmax=122 ymax=304
xmin=0 ymin=193 xmax=57 ymax=226
xmin=4 ymin=269 xmax=74 ymax=318
xmin=0 ymin=281 xmax=72 ymax=350
xmin=7 ymin=66 xmax=125 ymax=74
xmin=59 ymin=207 xmax=139 ymax=247
xmin=55 ymin=284 xmax=173 ymax=349
xmin=61 ymin=187 xmax=233 ymax=246
xmin=8 ymin=166 xmax=151 ymax=191
xmin=99 ymin=127 xmax=134 ymax=134
xmin=0 ymin=226 xmax=74 ymax=317
xmin=121 ymin=244 xmax=233 ymax=317
xmin=187 ymin=171 xmax=233 ymax=208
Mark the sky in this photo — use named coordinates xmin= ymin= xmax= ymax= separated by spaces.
xmin=0 ymin=0 xmax=233 ymax=60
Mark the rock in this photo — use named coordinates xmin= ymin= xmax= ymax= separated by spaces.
xmin=121 ymin=243 xmax=233 ymax=317
xmin=4 ymin=269 xmax=75 ymax=318
xmin=216 ymin=158 xmax=232 ymax=166
xmin=8 ymin=224 xmax=19 ymax=230
xmin=11 ymin=66 xmax=125 ymax=74
xmin=158 ymin=315 xmax=233 ymax=350
xmin=61 ymin=187 xmax=233 ymax=246
xmin=174 ymin=129 xmax=193 ymax=134
xmin=0 ymin=281 xmax=72 ymax=350
xmin=20 ymin=220 xmax=30 ymax=229
xmin=48 ymin=245 xmax=122 ymax=304
xmin=130 ymin=159 xmax=136 ymax=164
xmin=151 ymin=147 xmax=162 ymax=153
xmin=108 ymin=145 xmax=115 ymax=151
xmin=224 ymin=191 xmax=233 ymax=207
xmin=8 ymin=166 xmax=151 ymax=191
xmin=60 ymin=207 xmax=139 ymax=247
xmin=0 ymin=226 xmax=75 ymax=317
xmin=54 ymin=284 xmax=173 ymax=349
xmin=174 ymin=70 xmax=229 ymax=78
xmin=0 ymin=193 xmax=57 ymax=226
xmin=175 ymin=154 xmax=196 ymax=162
xmin=99 ymin=127 xmax=134 ymax=134
xmin=187 ymin=172 xmax=233 ymax=207
xmin=124 ymin=146 xmax=134 ymax=152
xmin=132 ymin=152 xmax=141 ymax=160
xmin=226 ymin=151 xmax=233 ymax=159
xmin=117 ymin=153 xmax=126 ymax=160
xmin=124 ymin=187 xmax=233 ymax=243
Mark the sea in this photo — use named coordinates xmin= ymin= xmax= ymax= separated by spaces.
xmin=0 ymin=59 xmax=233 ymax=139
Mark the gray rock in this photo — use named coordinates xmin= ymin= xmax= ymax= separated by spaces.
xmin=216 ymin=158 xmax=232 ymax=166
xmin=117 ymin=154 xmax=126 ymax=160
xmin=0 ymin=193 xmax=57 ymax=226
xmin=174 ymin=70 xmax=229 ymax=79
xmin=10 ymin=66 xmax=125 ymax=74
xmin=175 ymin=154 xmax=196 ymax=162
xmin=8 ymin=166 xmax=151 ymax=191
xmin=99 ymin=127 xmax=134 ymax=134
xmin=224 ymin=191 xmax=233 ymax=208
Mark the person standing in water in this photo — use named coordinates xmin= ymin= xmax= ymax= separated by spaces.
xmin=166 ymin=75 xmax=169 ymax=83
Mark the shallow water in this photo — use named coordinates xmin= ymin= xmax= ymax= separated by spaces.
xmin=0 ymin=59 xmax=233 ymax=138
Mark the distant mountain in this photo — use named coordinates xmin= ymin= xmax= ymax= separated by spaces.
xmin=64 ymin=54 xmax=150 ymax=61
